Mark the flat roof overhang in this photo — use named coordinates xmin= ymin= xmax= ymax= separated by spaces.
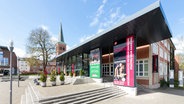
xmin=57 ymin=1 xmax=172 ymax=61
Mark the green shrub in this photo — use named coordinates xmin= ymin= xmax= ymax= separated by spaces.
xmin=40 ymin=72 xmax=47 ymax=82
xmin=79 ymin=69 xmax=85 ymax=76
xmin=159 ymin=79 xmax=169 ymax=87
xmin=50 ymin=70 xmax=56 ymax=82
xmin=174 ymin=80 xmax=179 ymax=88
xmin=60 ymin=72 xmax=65 ymax=81
xmin=69 ymin=71 xmax=73 ymax=77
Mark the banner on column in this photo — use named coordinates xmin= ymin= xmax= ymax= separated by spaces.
xmin=90 ymin=48 xmax=101 ymax=78
xmin=113 ymin=35 xmax=135 ymax=87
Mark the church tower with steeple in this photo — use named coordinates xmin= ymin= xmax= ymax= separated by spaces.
xmin=56 ymin=23 xmax=66 ymax=55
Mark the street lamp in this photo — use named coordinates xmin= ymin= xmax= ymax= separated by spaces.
xmin=9 ymin=40 xmax=14 ymax=104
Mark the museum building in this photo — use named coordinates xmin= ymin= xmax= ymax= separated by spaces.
xmin=56 ymin=1 xmax=176 ymax=90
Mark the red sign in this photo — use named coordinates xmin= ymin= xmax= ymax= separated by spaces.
xmin=126 ymin=35 xmax=134 ymax=87
xmin=72 ymin=64 xmax=75 ymax=73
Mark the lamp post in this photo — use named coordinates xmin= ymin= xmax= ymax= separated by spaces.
xmin=17 ymin=57 xmax=20 ymax=87
xmin=9 ymin=40 xmax=14 ymax=104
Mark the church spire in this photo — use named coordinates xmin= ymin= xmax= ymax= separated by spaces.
xmin=59 ymin=22 xmax=64 ymax=43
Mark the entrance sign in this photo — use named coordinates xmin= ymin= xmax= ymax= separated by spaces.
xmin=178 ymin=70 xmax=183 ymax=87
xmin=113 ymin=35 xmax=135 ymax=87
xmin=90 ymin=48 xmax=101 ymax=78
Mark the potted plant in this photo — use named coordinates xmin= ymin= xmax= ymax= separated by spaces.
xmin=40 ymin=72 xmax=47 ymax=87
xmin=50 ymin=70 xmax=56 ymax=86
xmin=60 ymin=72 xmax=65 ymax=85
xmin=79 ymin=69 xmax=85 ymax=78
xmin=69 ymin=71 xmax=73 ymax=77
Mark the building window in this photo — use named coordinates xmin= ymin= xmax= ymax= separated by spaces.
xmin=136 ymin=59 xmax=148 ymax=77
xmin=159 ymin=62 xmax=163 ymax=75
xmin=159 ymin=47 xmax=163 ymax=58
xmin=167 ymin=43 xmax=170 ymax=51
xmin=0 ymin=51 xmax=3 ymax=59
xmin=168 ymin=54 xmax=170 ymax=62
xmin=152 ymin=43 xmax=158 ymax=55
xmin=164 ymin=52 xmax=167 ymax=60
xmin=4 ymin=58 xmax=8 ymax=66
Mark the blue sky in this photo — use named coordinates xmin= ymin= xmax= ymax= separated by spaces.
xmin=0 ymin=0 xmax=184 ymax=57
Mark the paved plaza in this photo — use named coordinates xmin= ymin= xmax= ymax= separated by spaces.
xmin=0 ymin=79 xmax=29 ymax=104
xmin=0 ymin=78 xmax=184 ymax=104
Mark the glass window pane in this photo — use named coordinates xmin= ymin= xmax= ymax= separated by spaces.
xmin=144 ymin=64 xmax=148 ymax=71
xmin=144 ymin=60 xmax=148 ymax=63
xmin=139 ymin=72 xmax=143 ymax=76
xmin=139 ymin=64 xmax=143 ymax=71
xmin=144 ymin=73 xmax=148 ymax=76
xmin=136 ymin=73 xmax=138 ymax=76
xmin=139 ymin=61 xmax=143 ymax=63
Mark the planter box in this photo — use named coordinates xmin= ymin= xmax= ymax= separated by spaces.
xmin=60 ymin=81 xmax=64 ymax=85
xmin=51 ymin=81 xmax=56 ymax=86
xmin=40 ymin=82 xmax=46 ymax=87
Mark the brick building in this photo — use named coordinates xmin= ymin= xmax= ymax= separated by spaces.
xmin=0 ymin=46 xmax=17 ymax=74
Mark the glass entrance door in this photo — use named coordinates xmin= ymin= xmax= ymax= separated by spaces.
xmin=102 ymin=63 xmax=114 ymax=76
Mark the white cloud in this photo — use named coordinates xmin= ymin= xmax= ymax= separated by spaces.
xmin=39 ymin=24 xmax=49 ymax=30
xmin=97 ymin=28 xmax=105 ymax=33
xmin=97 ymin=7 xmax=126 ymax=34
xmin=79 ymin=34 xmax=95 ymax=43
xmin=89 ymin=0 xmax=126 ymax=34
xmin=51 ymin=36 xmax=58 ymax=44
xmin=172 ymin=34 xmax=184 ymax=54
xmin=14 ymin=47 xmax=28 ymax=57
xmin=90 ymin=18 xmax=99 ymax=27
xmin=66 ymin=45 xmax=70 ymax=50
xmin=90 ymin=0 xmax=107 ymax=27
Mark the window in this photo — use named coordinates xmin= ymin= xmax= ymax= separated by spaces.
xmin=159 ymin=48 xmax=163 ymax=58
xmin=152 ymin=43 xmax=158 ymax=55
xmin=168 ymin=54 xmax=170 ymax=62
xmin=159 ymin=62 xmax=163 ymax=75
xmin=167 ymin=43 xmax=170 ymax=51
xmin=164 ymin=40 xmax=167 ymax=48
xmin=136 ymin=59 xmax=148 ymax=77
xmin=164 ymin=52 xmax=167 ymax=60
xmin=4 ymin=58 xmax=8 ymax=66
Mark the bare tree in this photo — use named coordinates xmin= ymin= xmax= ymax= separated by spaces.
xmin=27 ymin=27 xmax=55 ymax=74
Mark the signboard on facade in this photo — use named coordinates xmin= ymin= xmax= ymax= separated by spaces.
xmin=113 ymin=35 xmax=135 ymax=87
xmin=90 ymin=48 xmax=100 ymax=78
xmin=72 ymin=64 xmax=75 ymax=73
xmin=178 ymin=70 xmax=183 ymax=87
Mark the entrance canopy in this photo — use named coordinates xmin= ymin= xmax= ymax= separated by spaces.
xmin=57 ymin=1 xmax=172 ymax=61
